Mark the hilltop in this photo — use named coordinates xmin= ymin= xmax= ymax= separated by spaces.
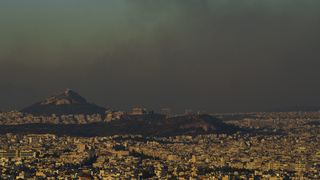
xmin=20 ymin=89 xmax=107 ymax=116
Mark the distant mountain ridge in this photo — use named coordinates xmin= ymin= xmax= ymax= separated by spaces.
xmin=20 ymin=89 xmax=107 ymax=116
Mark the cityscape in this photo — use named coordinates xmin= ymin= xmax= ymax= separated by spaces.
xmin=0 ymin=89 xmax=320 ymax=179
xmin=1 ymin=0 xmax=320 ymax=179
xmin=1 ymin=106 xmax=320 ymax=179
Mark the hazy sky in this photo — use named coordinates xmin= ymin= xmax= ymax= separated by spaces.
xmin=1 ymin=0 xmax=320 ymax=114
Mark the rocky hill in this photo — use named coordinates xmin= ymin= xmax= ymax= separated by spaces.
xmin=20 ymin=89 xmax=107 ymax=116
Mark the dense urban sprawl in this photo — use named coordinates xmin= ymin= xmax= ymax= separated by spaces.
xmin=0 ymin=110 xmax=320 ymax=179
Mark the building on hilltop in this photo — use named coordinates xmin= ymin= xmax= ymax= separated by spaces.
xmin=161 ymin=109 xmax=171 ymax=118
xmin=185 ymin=109 xmax=194 ymax=115
xmin=132 ymin=108 xmax=147 ymax=115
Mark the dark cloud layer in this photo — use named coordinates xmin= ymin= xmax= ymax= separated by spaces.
xmin=1 ymin=0 xmax=320 ymax=114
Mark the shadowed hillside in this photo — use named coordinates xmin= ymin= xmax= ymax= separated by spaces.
xmin=0 ymin=114 xmax=242 ymax=137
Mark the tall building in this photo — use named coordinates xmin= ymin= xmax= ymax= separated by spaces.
xmin=132 ymin=108 xmax=147 ymax=115
xmin=161 ymin=109 xmax=171 ymax=118
xmin=191 ymin=155 xmax=197 ymax=163
xmin=78 ymin=144 xmax=86 ymax=152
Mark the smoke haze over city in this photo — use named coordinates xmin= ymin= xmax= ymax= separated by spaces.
xmin=1 ymin=0 xmax=320 ymax=113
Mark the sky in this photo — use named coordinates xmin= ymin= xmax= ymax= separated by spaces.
xmin=1 ymin=0 xmax=320 ymax=114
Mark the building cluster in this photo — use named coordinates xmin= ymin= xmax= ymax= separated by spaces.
xmin=223 ymin=111 xmax=320 ymax=129
xmin=0 ymin=110 xmax=126 ymax=125
xmin=131 ymin=108 xmax=170 ymax=118
xmin=0 ymin=108 xmax=213 ymax=125
xmin=0 ymin=111 xmax=320 ymax=179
